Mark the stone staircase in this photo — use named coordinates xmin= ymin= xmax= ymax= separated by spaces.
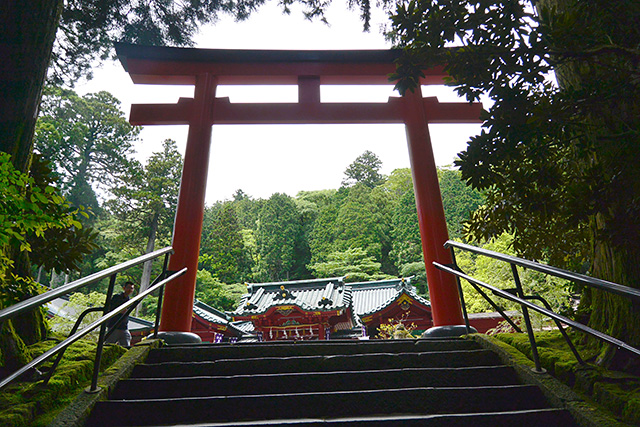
xmin=86 ymin=339 xmax=577 ymax=426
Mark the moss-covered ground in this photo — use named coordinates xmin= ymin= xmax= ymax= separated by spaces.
xmin=495 ymin=331 xmax=640 ymax=425
xmin=0 ymin=338 xmax=125 ymax=426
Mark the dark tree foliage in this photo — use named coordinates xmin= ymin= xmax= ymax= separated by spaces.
xmin=256 ymin=193 xmax=305 ymax=281
xmin=341 ymin=150 xmax=385 ymax=189
xmin=437 ymin=167 xmax=484 ymax=239
xmin=106 ymin=139 xmax=181 ymax=248
xmin=35 ymin=87 xmax=140 ymax=220
xmin=199 ymin=202 xmax=251 ymax=283
xmin=391 ymin=187 xmax=422 ymax=265
xmin=389 ymin=0 xmax=640 ymax=367
xmin=27 ymin=157 xmax=99 ymax=275
xmin=307 ymin=193 xmax=342 ymax=265
xmin=231 ymin=189 xmax=261 ymax=230
xmin=334 ymin=184 xmax=390 ymax=264
xmin=51 ymin=0 xmax=238 ymax=85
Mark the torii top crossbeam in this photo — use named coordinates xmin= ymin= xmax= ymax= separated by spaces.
xmin=115 ymin=43 xmax=481 ymax=341
xmin=117 ymin=43 xmax=439 ymax=85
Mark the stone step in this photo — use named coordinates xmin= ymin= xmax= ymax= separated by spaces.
xmin=87 ymin=384 xmax=553 ymax=426
xmin=112 ymin=365 xmax=519 ymax=399
xmin=146 ymin=339 xmax=481 ymax=363
xmin=132 ymin=349 xmax=502 ymax=378
xmin=161 ymin=408 xmax=577 ymax=427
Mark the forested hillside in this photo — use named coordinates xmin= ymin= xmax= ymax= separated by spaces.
xmin=194 ymin=150 xmax=485 ymax=305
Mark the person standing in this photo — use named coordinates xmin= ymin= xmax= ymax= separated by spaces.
xmin=105 ymin=281 xmax=135 ymax=346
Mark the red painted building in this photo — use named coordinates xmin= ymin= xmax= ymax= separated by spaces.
xmin=230 ymin=277 xmax=510 ymax=340
xmin=350 ymin=278 xmax=433 ymax=337
xmin=232 ymin=277 xmax=435 ymax=340
xmin=233 ymin=277 xmax=357 ymax=341
xmin=190 ymin=300 xmax=253 ymax=342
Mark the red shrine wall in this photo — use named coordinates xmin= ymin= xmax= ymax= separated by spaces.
xmin=235 ymin=305 xmax=353 ymax=341
xmin=361 ymin=297 xmax=434 ymax=337
xmin=190 ymin=315 xmax=237 ymax=342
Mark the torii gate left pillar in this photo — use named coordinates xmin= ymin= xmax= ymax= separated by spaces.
xmin=115 ymin=43 xmax=482 ymax=342
xmin=159 ymin=73 xmax=217 ymax=341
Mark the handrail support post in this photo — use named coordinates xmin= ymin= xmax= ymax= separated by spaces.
xmin=153 ymin=253 xmax=171 ymax=339
xmin=87 ymin=273 xmax=117 ymax=393
xmin=450 ymin=248 xmax=472 ymax=334
xmin=510 ymin=264 xmax=545 ymax=373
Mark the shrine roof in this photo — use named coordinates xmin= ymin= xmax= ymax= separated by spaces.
xmin=234 ymin=277 xmax=350 ymax=316
xmin=231 ymin=320 xmax=255 ymax=334
xmin=193 ymin=300 xmax=249 ymax=336
xmin=350 ymin=277 xmax=431 ymax=317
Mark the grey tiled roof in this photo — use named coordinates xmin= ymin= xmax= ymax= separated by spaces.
xmin=234 ymin=276 xmax=429 ymax=324
xmin=350 ymin=277 xmax=430 ymax=317
xmin=234 ymin=277 xmax=350 ymax=316
xmin=231 ymin=320 xmax=255 ymax=333
xmin=193 ymin=300 xmax=231 ymax=323
xmin=193 ymin=300 xmax=249 ymax=336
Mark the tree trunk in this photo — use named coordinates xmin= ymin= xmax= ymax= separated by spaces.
xmin=585 ymin=214 xmax=640 ymax=370
xmin=0 ymin=0 xmax=63 ymax=373
xmin=536 ymin=0 xmax=640 ymax=369
xmin=36 ymin=265 xmax=43 ymax=283
xmin=0 ymin=0 xmax=63 ymax=171
xmin=135 ymin=214 xmax=158 ymax=316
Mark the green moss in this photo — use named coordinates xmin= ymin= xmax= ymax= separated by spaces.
xmin=574 ymin=366 xmax=604 ymax=394
xmin=537 ymin=347 xmax=566 ymax=375
xmin=12 ymin=308 xmax=48 ymax=345
xmin=593 ymin=382 xmax=628 ymax=415
xmin=555 ymin=360 xmax=577 ymax=385
xmin=477 ymin=334 xmax=537 ymax=367
xmin=0 ymin=339 xmax=126 ymax=427
xmin=622 ymin=394 xmax=640 ymax=424
xmin=0 ymin=319 xmax=31 ymax=369
xmin=494 ymin=331 xmax=640 ymax=423
xmin=590 ymin=382 xmax=640 ymax=424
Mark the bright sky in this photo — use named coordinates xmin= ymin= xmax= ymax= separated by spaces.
xmin=77 ymin=3 xmax=483 ymax=205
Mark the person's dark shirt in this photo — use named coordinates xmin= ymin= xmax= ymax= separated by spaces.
xmin=107 ymin=292 xmax=130 ymax=330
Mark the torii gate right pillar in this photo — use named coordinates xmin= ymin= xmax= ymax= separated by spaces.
xmin=403 ymin=87 xmax=466 ymax=333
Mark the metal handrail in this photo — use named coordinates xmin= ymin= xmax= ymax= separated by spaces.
xmin=434 ymin=241 xmax=640 ymax=372
xmin=444 ymin=241 xmax=640 ymax=302
xmin=0 ymin=246 xmax=175 ymax=323
xmin=0 ymin=267 xmax=187 ymax=390
xmin=435 ymin=261 xmax=640 ymax=356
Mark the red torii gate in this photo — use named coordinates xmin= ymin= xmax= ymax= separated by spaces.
xmin=115 ymin=43 xmax=482 ymax=341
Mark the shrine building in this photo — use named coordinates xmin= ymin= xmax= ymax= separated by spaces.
xmin=232 ymin=276 xmax=432 ymax=340
xmin=350 ymin=278 xmax=433 ymax=336
xmin=190 ymin=300 xmax=253 ymax=342
xmin=232 ymin=277 xmax=358 ymax=341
